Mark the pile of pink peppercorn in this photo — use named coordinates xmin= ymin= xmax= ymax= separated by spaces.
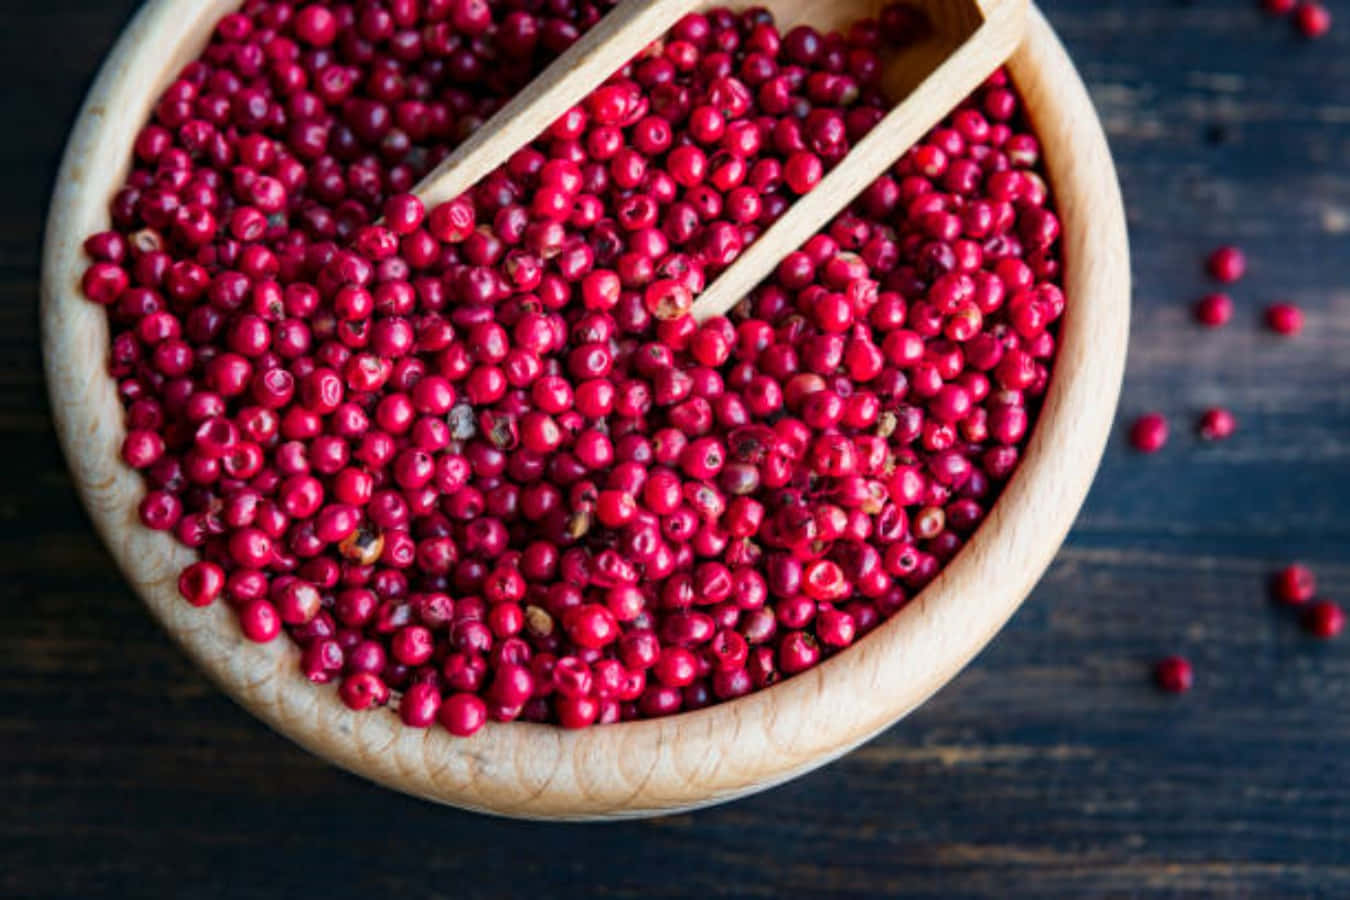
xmin=79 ymin=0 xmax=1066 ymax=736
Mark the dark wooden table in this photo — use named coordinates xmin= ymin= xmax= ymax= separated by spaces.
xmin=5 ymin=1 xmax=1350 ymax=896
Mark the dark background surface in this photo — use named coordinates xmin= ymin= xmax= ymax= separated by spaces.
xmin=4 ymin=1 xmax=1350 ymax=896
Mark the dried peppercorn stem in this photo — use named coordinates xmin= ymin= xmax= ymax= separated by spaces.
xmin=691 ymin=0 xmax=1028 ymax=321
xmin=409 ymin=0 xmax=707 ymax=211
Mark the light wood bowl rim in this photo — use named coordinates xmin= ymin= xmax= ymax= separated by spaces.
xmin=40 ymin=2 xmax=1129 ymax=820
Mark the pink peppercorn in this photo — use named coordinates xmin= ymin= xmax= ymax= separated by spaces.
xmin=1206 ymin=245 xmax=1246 ymax=283
xmin=778 ymin=632 xmax=821 ymax=674
xmin=275 ymin=580 xmax=321 ymax=625
xmin=816 ymin=607 xmax=857 ymax=648
xmin=1154 ymin=656 xmax=1193 ymax=693
xmin=400 ymin=683 xmax=442 ymax=728
xmin=392 ymin=625 xmax=435 ymax=666
xmin=339 ymin=672 xmax=390 ymax=712
xmin=1263 ymin=0 xmax=1296 ymax=13
xmin=178 ymin=561 xmax=224 ymax=607
xmin=81 ymin=2 xmax=1065 ymax=738
xmin=294 ymin=4 xmax=339 ymax=46
xmin=239 ymin=599 xmax=281 ymax=643
xmin=555 ymin=695 xmax=601 ymax=729
xmin=487 ymin=664 xmax=534 ymax=707
xmin=1197 ymin=408 xmax=1236 ymax=441
xmin=81 ymin=262 xmax=129 ymax=305
xmin=1265 ymin=302 xmax=1304 ymax=336
xmin=1272 ymin=564 xmax=1317 ymax=606
xmin=1295 ymin=2 xmax=1332 ymax=38
xmin=1193 ymin=293 xmax=1232 ymax=328
xmin=438 ymin=693 xmax=489 ymax=736
xmin=654 ymin=647 xmax=699 ymax=688
xmin=1129 ymin=413 xmax=1168 ymax=453
xmin=1303 ymin=601 xmax=1345 ymax=638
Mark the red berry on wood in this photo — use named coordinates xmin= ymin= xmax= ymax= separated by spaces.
xmin=1206 ymin=245 xmax=1246 ymax=283
xmin=1272 ymin=564 xmax=1317 ymax=606
xmin=1265 ymin=302 xmax=1304 ymax=336
xmin=1197 ymin=408 xmax=1236 ymax=441
xmin=1154 ymin=656 xmax=1193 ymax=693
xmin=1295 ymin=2 xmax=1332 ymax=38
xmin=1303 ymin=601 xmax=1345 ymax=638
xmin=1193 ymin=293 xmax=1232 ymax=328
xmin=1129 ymin=413 xmax=1168 ymax=453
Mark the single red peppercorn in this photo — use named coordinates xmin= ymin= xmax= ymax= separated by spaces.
xmin=1193 ymin=293 xmax=1232 ymax=328
xmin=339 ymin=672 xmax=390 ymax=711
xmin=438 ymin=692 xmax=489 ymax=736
xmin=239 ymin=599 xmax=281 ymax=643
xmin=275 ymin=580 xmax=322 ymax=625
xmin=1129 ymin=413 xmax=1168 ymax=453
xmin=778 ymin=631 xmax=821 ymax=674
xmin=1303 ymin=601 xmax=1345 ymax=638
xmin=81 ymin=262 xmax=129 ymax=305
xmin=1206 ymin=245 xmax=1246 ymax=283
xmin=295 ymin=4 xmax=339 ymax=46
xmin=1153 ymin=656 xmax=1193 ymax=694
xmin=653 ymin=646 xmax=699 ymax=688
xmin=555 ymin=695 xmax=601 ymax=729
xmin=178 ymin=561 xmax=225 ymax=607
xmin=1197 ymin=408 xmax=1236 ymax=441
xmin=1295 ymin=2 xmax=1332 ymax=38
xmin=400 ymin=682 xmax=442 ymax=728
xmin=1272 ymin=564 xmax=1317 ymax=606
xmin=1265 ymin=302 xmax=1304 ymax=336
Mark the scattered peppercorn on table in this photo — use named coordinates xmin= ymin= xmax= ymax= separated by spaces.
xmin=8 ymin=0 xmax=1350 ymax=895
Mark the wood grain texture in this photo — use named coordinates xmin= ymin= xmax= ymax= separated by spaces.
xmin=38 ymin=1 xmax=1126 ymax=821
xmin=11 ymin=0 xmax=1350 ymax=895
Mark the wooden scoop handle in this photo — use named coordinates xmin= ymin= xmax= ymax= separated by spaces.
xmin=690 ymin=0 xmax=1028 ymax=321
xmin=409 ymin=0 xmax=705 ymax=211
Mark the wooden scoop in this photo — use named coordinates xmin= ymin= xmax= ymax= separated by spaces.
xmin=409 ymin=0 xmax=707 ymax=211
xmin=409 ymin=0 xmax=1028 ymax=320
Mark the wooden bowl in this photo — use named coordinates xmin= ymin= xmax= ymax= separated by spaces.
xmin=41 ymin=2 xmax=1129 ymax=820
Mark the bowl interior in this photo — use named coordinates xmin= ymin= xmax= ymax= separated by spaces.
xmin=41 ymin=2 xmax=1128 ymax=819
